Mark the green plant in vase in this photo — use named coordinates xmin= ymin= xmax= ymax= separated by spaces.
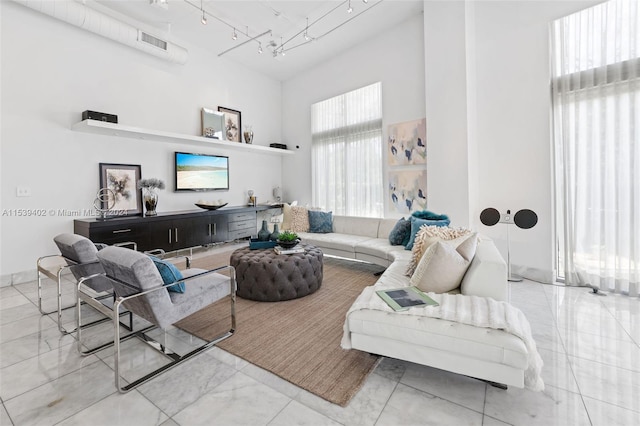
xmin=137 ymin=178 xmax=165 ymax=216
xmin=277 ymin=230 xmax=299 ymax=249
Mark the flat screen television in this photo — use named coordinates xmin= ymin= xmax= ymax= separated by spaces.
xmin=175 ymin=152 xmax=229 ymax=191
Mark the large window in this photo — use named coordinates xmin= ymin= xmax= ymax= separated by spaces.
xmin=551 ymin=0 xmax=639 ymax=296
xmin=311 ymin=82 xmax=383 ymax=217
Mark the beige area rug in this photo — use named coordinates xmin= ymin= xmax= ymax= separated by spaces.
xmin=176 ymin=247 xmax=383 ymax=406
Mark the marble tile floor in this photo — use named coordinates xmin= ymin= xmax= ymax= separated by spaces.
xmin=1 ymin=270 xmax=639 ymax=425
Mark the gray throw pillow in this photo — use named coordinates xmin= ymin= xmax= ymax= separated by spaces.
xmin=388 ymin=218 xmax=411 ymax=245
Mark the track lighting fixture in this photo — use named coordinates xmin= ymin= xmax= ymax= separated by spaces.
xmin=205 ymin=0 xmax=377 ymax=58
xmin=200 ymin=0 xmax=207 ymax=25
xmin=304 ymin=17 xmax=310 ymax=41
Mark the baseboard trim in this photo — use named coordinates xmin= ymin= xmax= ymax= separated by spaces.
xmin=512 ymin=265 xmax=555 ymax=284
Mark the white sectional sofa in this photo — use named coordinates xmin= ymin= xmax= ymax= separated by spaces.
xmin=298 ymin=215 xmax=533 ymax=389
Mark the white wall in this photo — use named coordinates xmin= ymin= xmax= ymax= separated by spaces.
xmin=424 ymin=0 xmax=600 ymax=282
xmin=0 ymin=1 xmax=283 ymax=281
xmin=281 ymin=14 xmax=426 ymax=214
xmin=424 ymin=1 xmax=471 ymax=228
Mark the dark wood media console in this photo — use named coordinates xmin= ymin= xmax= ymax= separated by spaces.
xmin=74 ymin=205 xmax=277 ymax=252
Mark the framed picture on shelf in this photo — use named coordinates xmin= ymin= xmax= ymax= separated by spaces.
xmin=201 ymin=107 xmax=226 ymax=139
xmin=99 ymin=163 xmax=143 ymax=216
xmin=217 ymin=106 xmax=241 ymax=142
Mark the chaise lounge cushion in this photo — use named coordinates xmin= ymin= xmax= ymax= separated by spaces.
xmin=347 ymin=309 xmax=528 ymax=370
xmin=297 ymin=232 xmax=372 ymax=256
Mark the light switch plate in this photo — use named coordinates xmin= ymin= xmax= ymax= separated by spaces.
xmin=16 ymin=186 xmax=31 ymax=197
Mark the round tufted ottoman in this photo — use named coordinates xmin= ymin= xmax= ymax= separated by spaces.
xmin=230 ymin=244 xmax=323 ymax=302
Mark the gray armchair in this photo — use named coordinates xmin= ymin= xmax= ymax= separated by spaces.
xmin=88 ymin=246 xmax=236 ymax=392
xmin=36 ymin=233 xmax=135 ymax=334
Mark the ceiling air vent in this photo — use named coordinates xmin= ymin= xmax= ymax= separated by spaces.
xmin=139 ymin=31 xmax=168 ymax=51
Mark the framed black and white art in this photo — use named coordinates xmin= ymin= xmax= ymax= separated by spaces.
xmin=98 ymin=163 xmax=143 ymax=216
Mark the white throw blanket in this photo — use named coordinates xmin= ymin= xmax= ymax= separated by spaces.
xmin=341 ymin=287 xmax=545 ymax=391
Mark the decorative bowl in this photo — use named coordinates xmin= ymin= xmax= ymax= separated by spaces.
xmin=277 ymin=239 xmax=300 ymax=249
xmin=195 ymin=202 xmax=228 ymax=210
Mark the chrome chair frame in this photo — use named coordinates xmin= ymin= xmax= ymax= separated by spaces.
xmin=75 ymin=250 xmax=195 ymax=355
xmin=81 ymin=265 xmax=236 ymax=392
xmin=36 ymin=241 xmax=136 ymax=334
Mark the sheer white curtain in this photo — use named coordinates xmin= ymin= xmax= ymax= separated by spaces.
xmin=551 ymin=0 xmax=639 ymax=296
xmin=311 ymin=82 xmax=383 ymax=217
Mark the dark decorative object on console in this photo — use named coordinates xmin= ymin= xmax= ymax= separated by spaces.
xmin=258 ymin=220 xmax=271 ymax=241
xmin=195 ymin=202 xmax=228 ymax=210
xmin=269 ymin=223 xmax=280 ymax=241
xmin=137 ymin=178 xmax=165 ymax=217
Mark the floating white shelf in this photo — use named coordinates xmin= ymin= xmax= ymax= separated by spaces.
xmin=71 ymin=119 xmax=294 ymax=156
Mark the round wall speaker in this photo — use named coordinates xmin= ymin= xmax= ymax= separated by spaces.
xmin=514 ymin=209 xmax=538 ymax=229
xmin=480 ymin=208 xmax=501 ymax=226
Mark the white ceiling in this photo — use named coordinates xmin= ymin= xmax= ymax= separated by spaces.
xmin=91 ymin=0 xmax=424 ymax=81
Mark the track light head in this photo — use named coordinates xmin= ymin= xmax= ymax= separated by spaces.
xmin=347 ymin=0 xmax=353 ymax=13
xmin=258 ymin=43 xmax=263 ymax=54
xmin=200 ymin=0 xmax=206 ymax=25
xmin=232 ymin=29 xmax=237 ymax=40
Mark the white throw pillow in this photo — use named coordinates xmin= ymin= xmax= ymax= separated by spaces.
xmin=410 ymin=233 xmax=478 ymax=293
xmin=406 ymin=226 xmax=472 ymax=276
xmin=281 ymin=203 xmax=293 ymax=230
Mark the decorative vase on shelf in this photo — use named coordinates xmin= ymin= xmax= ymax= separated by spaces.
xmin=258 ymin=220 xmax=270 ymax=241
xmin=143 ymin=189 xmax=158 ymax=216
xmin=269 ymin=224 xmax=280 ymax=241
xmin=243 ymin=125 xmax=254 ymax=144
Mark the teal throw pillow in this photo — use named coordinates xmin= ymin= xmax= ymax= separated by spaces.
xmin=405 ymin=216 xmax=451 ymax=250
xmin=388 ymin=218 xmax=411 ymax=246
xmin=148 ymin=256 xmax=185 ymax=293
xmin=308 ymin=210 xmax=333 ymax=233
xmin=411 ymin=210 xmax=450 ymax=221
